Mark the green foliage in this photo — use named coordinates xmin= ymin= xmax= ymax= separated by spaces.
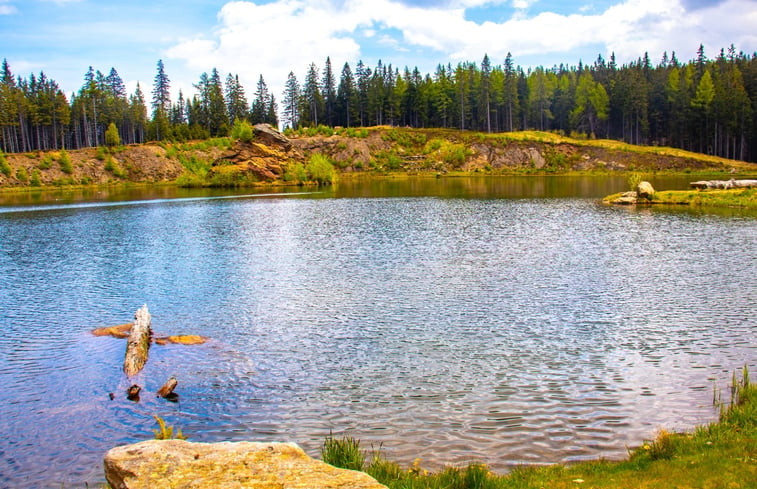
xmin=283 ymin=161 xmax=308 ymax=183
xmin=0 ymin=151 xmax=10 ymax=177
xmin=95 ymin=146 xmax=107 ymax=161
xmin=152 ymin=415 xmax=185 ymax=440
xmin=373 ymin=150 xmax=403 ymax=170
xmin=30 ymin=169 xmax=41 ymax=186
xmin=231 ymin=120 xmax=255 ymax=143
xmin=344 ymin=128 xmax=369 ymax=138
xmin=104 ymin=156 xmax=127 ymax=178
xmin=165 ymin=146 xmax=178 ymax=159
xmin=80 ymin=175 xmax=92 ymax=185
xmin=15 ymin=166 xmax=28 ymax=183
xmin=627 ymin=172 xmax=645 ymax=191
xmin=38 ymin=154 xmax=54 ymax=169
xmin=58 ymin=150 xmax=73 ymax=174
xmin=321 ymin=434 xmax=364 ymax=471
xmin=306 ymin=153 xmax=336 ymax=184
xmin=178 ymin=154 xmax=210 ymax=176
xmin=105 ymin=122 xmax=121 ymax=147
xmin=299 ymin=125 xmax=335 ymax=137
xmin=382 ymin=128 xmax=426 ymax=148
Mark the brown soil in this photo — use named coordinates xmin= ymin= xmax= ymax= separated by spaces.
xmin=2 ymin=128 xmax=755 ymax=189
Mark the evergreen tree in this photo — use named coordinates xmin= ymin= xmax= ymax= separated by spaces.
xmin=303 ymin=63 xmax=323 ymax=126
xmin=282 ymin=71 xmax=301 ymax=129
xmin=225 ymin=73 xmax=249 ymax=124
xmin=322 ymin=57 xmax=337 ymax=126
xmin=336 ymin=62 xmax=356 ymax=127
xmin=151 ymin=59 xmax=171 ymax=116
xmin=251 ymin=75 xmax=271 ymax=124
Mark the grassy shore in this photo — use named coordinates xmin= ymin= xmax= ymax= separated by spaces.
xmin=323 ymin=368 xmax=755 ymax=488
xmin=603 ymin=187 xmax=757 ymax=209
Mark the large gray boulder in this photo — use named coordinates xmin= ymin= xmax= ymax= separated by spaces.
xmin=636 ymin=181 xmax=655 ymax=200
xmin=254 ymin=123 xmax=292 ymax=151
xmin=104 ymin=440 xmax=387 ymax=489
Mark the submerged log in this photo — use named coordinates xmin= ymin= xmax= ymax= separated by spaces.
xmin=690 ymin=179 xmax=757 ymax=189
xmin=124 ymin=305 xmax=152 ymax=377
xmin=92 ymin=323 xmax=133 ymax=338
xmin=153 ymin=335 xmax=207 ymax=346
xmin=157 ymin=376 xmax=178 ymax=401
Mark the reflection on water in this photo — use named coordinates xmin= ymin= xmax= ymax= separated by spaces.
xmin=0 ymin=177 xmax=755 ymax=488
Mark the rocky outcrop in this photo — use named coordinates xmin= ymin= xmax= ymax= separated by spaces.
xmin=254 ymin=123 xmax=292 ymax=151
xmin=213 ymin=141 xmax=291 ymax=181
xmin=104 ymin=440 xmax=387 ymax=489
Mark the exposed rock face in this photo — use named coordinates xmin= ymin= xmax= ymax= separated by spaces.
xmin=636 ymin=181 xmax=655 ymax=200
xmin=104 ymin=440 xmax=387 ymax=489
xmin=213 ymin=142 xmax=290 ymax=181
xmin=254 ymin=123 xmax=292 ymax=151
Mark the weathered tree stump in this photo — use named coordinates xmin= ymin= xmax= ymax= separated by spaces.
xmin=157 ymin=376 xmax=178 ymax=401
xmin=127 ymin=384 xmax=141 ymax=401
xmin=123 ymin=305 xmax=152 ymax=377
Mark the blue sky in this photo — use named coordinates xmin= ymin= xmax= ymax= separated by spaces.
xmin=1 ymin=0 xmax=755 ymax=103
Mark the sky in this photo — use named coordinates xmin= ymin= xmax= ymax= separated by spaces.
xmin=1 ymin=0 xmax=756 ymax=106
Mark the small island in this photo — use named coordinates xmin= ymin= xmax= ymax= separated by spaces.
xmin=603 ymin=179 xmax=757 ymax=209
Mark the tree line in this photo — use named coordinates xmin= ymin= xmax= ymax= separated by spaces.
xmin=1 ymin=44 xmax=756 ymax=162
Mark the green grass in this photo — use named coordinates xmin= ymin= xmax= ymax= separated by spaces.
xmin=152 ymin=415 xmax=185 ymax=440
xmin=323 ymin=368 xmax=756 ymax=489
xmin=651 ymin=188 xmax=757 ymax=208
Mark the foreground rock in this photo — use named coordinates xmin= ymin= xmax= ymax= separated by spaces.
xmin=104 ymin=440 xmax=387 ymax=489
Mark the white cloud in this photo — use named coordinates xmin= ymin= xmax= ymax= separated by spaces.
xmin=0 ymin=0 xmax=17 ymax=15
xmin=165 ymin=0 xmax=757 ymax=99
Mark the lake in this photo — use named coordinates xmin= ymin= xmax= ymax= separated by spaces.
xmin=0 ymin=176 xmax=755 ymax=488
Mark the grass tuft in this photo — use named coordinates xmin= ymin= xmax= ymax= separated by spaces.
xmin=322 ymin=433 xmax=364 ymax=471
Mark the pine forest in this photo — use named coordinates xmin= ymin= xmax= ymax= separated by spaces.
xmin=0 ymin=44 xmax=755 ymax=162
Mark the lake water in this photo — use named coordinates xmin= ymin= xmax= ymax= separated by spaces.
xmin=0 ymin=176 xmax=755 ymax=488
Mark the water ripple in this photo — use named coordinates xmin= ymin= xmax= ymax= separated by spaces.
xmin=0 ymin=193 xmax=755 ymax=487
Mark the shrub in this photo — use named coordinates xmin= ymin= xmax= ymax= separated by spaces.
xmin=321 ymin=434 xmax=364 ymax=471
xmin=104 ymin=155 xmax=127 ymax=178
xmin=105 ymin=122 xmax=121 ymax=147
xmin=15 ymin=167 xmax=28 ymax=183
xmin=0 ymin=151 xmax=10 ymax=177
xmin=627 ymin=172 xmax=645 ymax=191
xmin=38 ymin=154 xmax=54 ymax=169
xmin=283 ymin=161 xmax=307 ymax=183
xmin=30 ymin=169 xmax=41 ymax=186
xmin=231 ymin=119 xmax=255 ymax=143
xmin=59 ymin=150 xmax=73 ymax=174
xmin=306 ymin=153 xmax=336 ymax=185
xmin=95 ymin=146 xmax=107 ymax=161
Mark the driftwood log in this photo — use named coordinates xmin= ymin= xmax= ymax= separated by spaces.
xmin=123 ymin=305 xmax=152 ymax=377
xmin=690 ymin=179 xmax=757 ymax=189
xmin=157 ymin=376 xmax=178 ymax=399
